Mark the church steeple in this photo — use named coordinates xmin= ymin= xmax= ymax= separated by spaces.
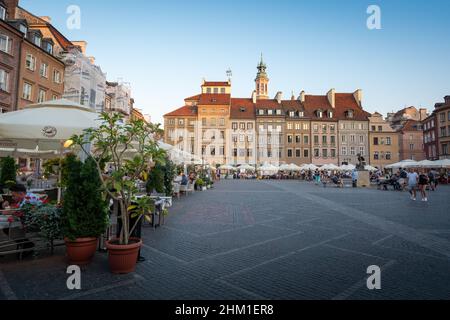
xmin=255 ymin=53 xmax=269 ymax=100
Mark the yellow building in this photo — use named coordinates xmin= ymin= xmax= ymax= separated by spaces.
xmin=368 ymin=112 xmax=400 ymax=169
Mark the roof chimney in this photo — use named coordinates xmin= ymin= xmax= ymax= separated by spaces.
xmin=72 ymin=41 xmax=87 ymax=55
xmin=40 ymin=16 xmax=52 ymax=23
xmin=419 ymin=108 xmax=428 ymax=121
xmin=88 ymin=56 xmax=96 ymax=65
xmin=3 ymin=0 xmax=18 ymax=19
xmin=327 ymin=88 xmax=336 ymax=108
xmin=298 ymin=90 xmax=305 ymax=103
xmin=274 ymin=91 xmax=283 ymax=104
xmin=445 ymin=96 xmax=450 ymax=104
xmin=251 ymin=90 xmax=257 ymax=104
xmin=353 ymin=89 xmax=363 ymax=107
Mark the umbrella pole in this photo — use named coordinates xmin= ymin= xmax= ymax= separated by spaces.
xmin=57 ymin=142 xmax=63 ymax=204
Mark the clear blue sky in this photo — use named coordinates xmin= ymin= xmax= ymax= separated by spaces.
xmin=22 ymin=0 xmax=450 ymax=124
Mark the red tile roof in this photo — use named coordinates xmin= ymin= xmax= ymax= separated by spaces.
xmin=255 ymin=99 xmax=282 ymax=109
xmin=184 ymin=94 xmax=201 ymax=101
xmin=202 ymin=81 xmax=230 ymax=87
xmin=198 ymin=94 xmax=231 ymax=105
xmin=335 ymin=93 xmax=369 ymax=121
xmin=230 ymin=98 xmax=255 ymax=119
xmin=164 ymin=105 xmax=197 ymax=117
xmin=401 ymin=120 xmax=423 ymax=132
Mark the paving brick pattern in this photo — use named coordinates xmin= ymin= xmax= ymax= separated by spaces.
xmin=1 ymin=180 xmax=449 ymax=300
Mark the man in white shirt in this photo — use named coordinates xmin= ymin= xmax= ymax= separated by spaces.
xmin=407 ymin=169 xmax=419 ymax=201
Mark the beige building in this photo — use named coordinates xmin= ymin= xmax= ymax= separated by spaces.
xmin=368 ymin=112 xmax=399 ymax=169
xmin=229 ymin=97 xmax=256 ymax=165
xmin=283 ymin=96 xmax=311 ymax=165
xmin=435 ymin=96 xmax=450 ymax=159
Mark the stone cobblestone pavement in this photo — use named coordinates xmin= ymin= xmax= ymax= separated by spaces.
xmin=1 ymin=180 xmax=449 ymax=300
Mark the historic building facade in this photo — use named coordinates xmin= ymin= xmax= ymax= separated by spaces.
xmin=368 ymin=112 xmax=400 ymax=168
xmin=434 ymin=96 xmax=450 ymax=159
xmin=397 ymin=120 xmax=425 ymax=161
xmin=0 ymin=6 xmax=22 ymax=112
xmin=422 ymin=113 xmax=438 ymax=161
xmin=164 ymin=58 xmax=372 ymax=167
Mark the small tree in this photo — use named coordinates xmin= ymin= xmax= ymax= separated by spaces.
xmin=72 ymin=113 xmax=166 ymax=245
xmin=146 ymin=162 xmax=164 ymax=194
xmin=61 ymin=154 xmax=108 ymax=241
xmin=163 ymin=157 xmax=176 ymax=196
xmin=0 ymin=156 xmax=17 ymax=188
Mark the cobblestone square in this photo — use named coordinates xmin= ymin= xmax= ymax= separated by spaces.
xmin=1 ymin=180 xmax=449 ymax=300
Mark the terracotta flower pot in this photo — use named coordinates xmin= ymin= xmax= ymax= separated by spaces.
xmin=65 ymin=237 xmax=98 ymax=265
xmin=105 ymin=238 xmax=142 ymax=274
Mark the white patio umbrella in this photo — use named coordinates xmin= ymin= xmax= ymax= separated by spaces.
xmin=301 ymin=164 xmax=319 ymax=171
xmin=219 ymin=164 xmax=235 ymax=170
xmin=433 ymin=159 xmax=450 ymax=168
xmin=279 ymin=164 xmax=292 ymax=171
xmin=409 ymin=160 xmax=440 ymax=168
xmin=321 ymin=164 xmax=340 ymax=171
xmin=288 ymin=163 xmax=302 ymax=171
xmin=340 ymin=164 xmax=356 ymax=171
xmin=238 ymin=164 xmax=255 ymax=171
xmin=385 ymin=159 xmax=418 ymax=169
xmin=0 ymin=99 xmax=100 ymax=152
xmin=364 ymin=165 xmax=378 ymax=171
xmin=0 ymin=99 xmax=102 ymax=202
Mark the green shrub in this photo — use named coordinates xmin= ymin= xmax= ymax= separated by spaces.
xmin=62 ymin=155 xmax=109 ymax=241
xmin=0 ymin=156 xmax=17 ymax=188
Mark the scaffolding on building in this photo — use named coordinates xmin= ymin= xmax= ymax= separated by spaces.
xmin=60 ymin=48 xmax=106 ymax=113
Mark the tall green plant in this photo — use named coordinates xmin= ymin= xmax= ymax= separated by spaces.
xmin=163 ymin=157 xmax=176 ymax=196
xmin=146 ymin=162 xmax=164 ymax=194
xmin=0 ymin=156 xmax=17 ymax=187
xmin=72 ymin=113 xmax=166 ymax=245
xmin=62 ymin=154 xmax=108 ymax=241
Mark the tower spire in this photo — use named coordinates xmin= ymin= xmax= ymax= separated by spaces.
xmin=255 ymin=54 xmax=269 ymax=100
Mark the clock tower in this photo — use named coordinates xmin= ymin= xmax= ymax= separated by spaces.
xmin=255 ymin=54 xmax=269 ymax=100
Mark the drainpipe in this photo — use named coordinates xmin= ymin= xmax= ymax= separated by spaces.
xmin=14 ymin=31 xmax=23 ymax=111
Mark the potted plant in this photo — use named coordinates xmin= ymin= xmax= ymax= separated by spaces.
xmin=23 ymin=203 xmax=63 ymax=254
xmin=72 ymin=113 xmax=166 ymax=273
xmin=0 ymin=156 xmax=17 ymax=193
xmin=61 ymin=154 xmax=109 ymax=265
xmin=196 ymin=178 xmax=204 ymax=191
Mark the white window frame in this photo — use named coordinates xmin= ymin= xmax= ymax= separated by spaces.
xmin=22 ymin=82 xmax=33 ymax=100
xmin=38 ymin=88 xmax=46 ymax=103
xmin=0 ymin=69 xmax=9 ymax=92
xmin=53 ymin=69 xmax=62 ymax=84
xmin=26 ymin=54 xmax=36 ymax=71
xmin=40 ymin=63 xmax=48 ymax=78
xmin=0 ymin=34 xmax=12 ymax=53
xmin=0 ymin=6 xmax=6 ymax=21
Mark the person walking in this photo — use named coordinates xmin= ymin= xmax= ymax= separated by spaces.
xmin=418 ymin=170 xmax=429 ymax=202
xmin=407 ymin=168 xmax=419 ymax=201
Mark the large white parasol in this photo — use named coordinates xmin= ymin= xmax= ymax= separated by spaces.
xmin=0 ymin=99 xmax=100 ymax=153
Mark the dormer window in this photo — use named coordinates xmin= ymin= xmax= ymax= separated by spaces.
xmin=34 ymin=35 xmax=42 ymax=47
xmin=258 ymin=109 xmax=264 ymax=115
xmin=276 ymin=109 xmax=282 ymax=115
xmin=316 ymin=110 xmax=323 ymax=118
xmin=240 ymin=107 xmax=246 ymax=112
xmin=328 ymin=111 xmax=333 ymax=118
xmin=289 ymin=111 xmax=295 ymax=117
xmin=268 ymin=109 xmax=273 ymax=115
xmin=44 ymin=41 xmax=53 ymax=55
xmin=19 ymin=24 xmax=28 ymax=37
xmin=0 ymin=5 xmax=6 ymax=21
xmin=299 ymin=111 xmax=304 ymax=117
xmin=346 ymin=110 xmax=354 ymax=118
